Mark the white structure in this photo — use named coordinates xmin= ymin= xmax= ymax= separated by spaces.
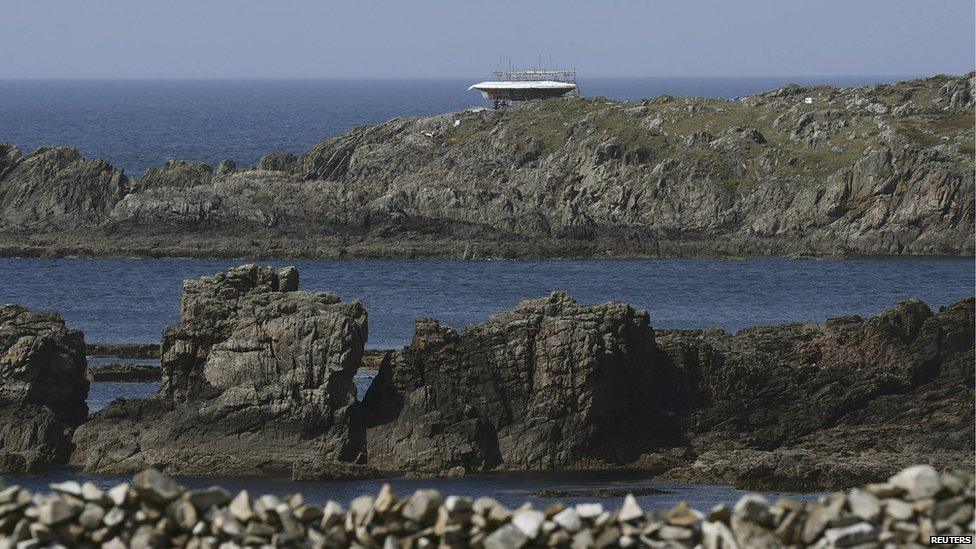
xmin=469 ymin=69 xmax=579 ymax=108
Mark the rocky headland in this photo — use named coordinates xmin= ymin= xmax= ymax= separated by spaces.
xmin=60 ymin=265 xmax=974 ymax=493
xmin=0 ymin=464 xmax=972 ymax=547
xmin=0 ymin=73 xmax=973 ymax=259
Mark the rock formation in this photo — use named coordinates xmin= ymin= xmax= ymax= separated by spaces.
xmin=653 ymin=296 xmax=975 ymax=490
xmin=362 ymin=292 xmax=667 ymax=473
xmin=71 ymin=265 xmax=370 ymax=477
xmin=0 ymin=305 xmax=88 ymax=472
xmin=363 ymin=295 xmax=975 ymax=489
xmin=0 ymin=464 xmax=971 ymax=547
xmin=0 ymin=73 xmax=972 ymax=258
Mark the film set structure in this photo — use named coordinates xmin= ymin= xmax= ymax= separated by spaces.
xmin=469 ymin=69 xmax=580 ymax=108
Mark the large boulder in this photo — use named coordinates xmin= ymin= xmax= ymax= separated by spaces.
xmin=361 ymin=292 xmax=672 ymax=473
xmin=0 ymin=305 xmax=88 ymax=472
xmin=72 ymin=265 xmax=369 ymax=477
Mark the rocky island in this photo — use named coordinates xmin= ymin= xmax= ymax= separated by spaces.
xmin=0 ymin=264 xmax=961 ymax=492
xmin=0 ymin=73 xmax=973 ymax=259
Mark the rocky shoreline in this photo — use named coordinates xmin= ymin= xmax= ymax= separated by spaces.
xmin=1 ymin=264 xmax=972 ymax=494
xmin=0 ymin=73 xmax=973 ymax=260
xmin=0 ymin=465 xmax=972 ymax=547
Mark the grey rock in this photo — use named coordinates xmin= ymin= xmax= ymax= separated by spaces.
xmin=889 ymin=465 xmax=941 ymax=500
xmin=132 ymin=468 xmax=181 ymax=504
xmin=847 ymin=488 xmax=881 ymax=522
xmin=803 ymin=493 xmax=845 ymax=543
xmin=37 ymin=499 xmax=78 ymax=525
xmin=823 ymin=521 xmax=877 ymax=546
xmin=362 ymin=292 xmax=658 ymax=473
xmin=72 ymin=265 xmax=368 ymax=477
xmin=185 ymin=487 xmax=231 ymax=511
xmin=511 ymin=509 xmax=545 ymax=539
xmin=401 ymin=489 xmax=442 ymax=525
xmin=553 ymin=508 xmax=582 ymax=533
xmin=0 ymin=306 xmax=88 ymax=473
xmin=483 ymin=523 xmax=528 ymax=549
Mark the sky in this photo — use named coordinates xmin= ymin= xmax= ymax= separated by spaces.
xmin=0 ymin=0 xmax=973 ymax=79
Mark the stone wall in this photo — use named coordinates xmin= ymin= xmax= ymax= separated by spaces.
xmin=0 ymin=465 xmax=971 ymax=547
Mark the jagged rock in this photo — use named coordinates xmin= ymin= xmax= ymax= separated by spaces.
xmin=216 ymin=159 xmax=237 ymax=175
xmin=71 ymin=265 xmax=368 ymax=476
xmin=0 ymin=305 xmax=88 ymax=472
xmin=257 ymin=151 xmax=298 ymax=172
xmin=0 ymin=146 xmax=129 ymax=230
xmin=655 ymin=296 xmax=975 ymax=491
xmin=361 ymin=293 xmax=973 ymax=486
xmin=141 ymin=159 xmax=213 ymax=190
xmin=361 ymin=291 xmax=663 ymax=473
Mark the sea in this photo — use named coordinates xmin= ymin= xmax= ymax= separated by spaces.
xmin=0 ymin=76 xmax=971 ymax=508
xmin=0 ymin=76 xmax=917 ymax=175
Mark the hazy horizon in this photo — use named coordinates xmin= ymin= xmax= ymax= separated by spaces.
xmin=1 ymin=1 xmax=973 ymax=80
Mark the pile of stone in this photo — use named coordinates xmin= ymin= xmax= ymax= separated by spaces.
xmin=0 ymin=465 xmax=971 ymax=547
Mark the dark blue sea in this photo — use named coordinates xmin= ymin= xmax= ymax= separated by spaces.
xmin=1 ymin=257 xmax=970 ymax=349
xmin=0 ymin=76 xmax=915 ymax=175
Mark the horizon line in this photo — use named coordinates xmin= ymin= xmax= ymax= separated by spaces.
xmin=0 ymin=73 xmax=952 ymax=83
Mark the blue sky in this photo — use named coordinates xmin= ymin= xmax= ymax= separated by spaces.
xmin=1 ymin=0 xmax=973 ymax=79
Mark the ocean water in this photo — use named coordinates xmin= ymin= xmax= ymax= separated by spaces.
xmin=3 ymin=467 xmax=820 ymax=511
xmin=0 ymin=258 xmax=970 ymax=349
xmin=86 ymin=369 xmax=378 ymax=413
xmin=0 ymin=76 xmax=914 ymax=175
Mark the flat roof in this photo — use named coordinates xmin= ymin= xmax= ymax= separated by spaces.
xmin=468 ymin=80 xmax=577 ymax=91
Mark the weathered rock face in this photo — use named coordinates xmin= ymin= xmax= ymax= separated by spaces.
xmin=652 ymin=296 xmax=976 ymax=490
xmin=0 ymin=73 xmax=972 ymax=258
xmin=72 ymin=265 xmax=369 ymax=477
xmin=0 ymin=146 xmax=129 ymax=231
xmin=0 ymin=305 xmax=88 ymax=472
xmin=140 ymin=160 xmax=212 ymax=190
xmin=362 ymin=295 xmax=974 ymax=488
xmin=362 ymin=292 xmax=677 ymax=473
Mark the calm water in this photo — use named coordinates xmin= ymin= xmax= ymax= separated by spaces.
xmin=0 ymin=76 xmax=913 ymax=175
xmin=2 ymin=467 xmax=819 ymax=511
xmin=0 ymin=258 xmax=970 ymax=349
xmin=86 ymin=369 xmax=378 ymax=412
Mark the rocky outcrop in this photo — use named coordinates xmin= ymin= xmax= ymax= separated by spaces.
xmin=653 ymin=296 xmax=976 ymax=490
xmin=140 ymin=160 xmax=212 ymax=190
xmin=0 ymin=73 xmax=973 ymax=258
xmin=0 ymin=147 xmax=129 ymax=231
xmin=363 ymin=295 xmax=974 ymax=489
xmin=0 ymin=305 xmax=88 ymax=472
xmin=71 ymin=265 xmax=370 ymax=477
xmin=0 ymin=464 xmax=971 ymax=547
xmin=362 ymin=292 xmax=666 ymax=473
